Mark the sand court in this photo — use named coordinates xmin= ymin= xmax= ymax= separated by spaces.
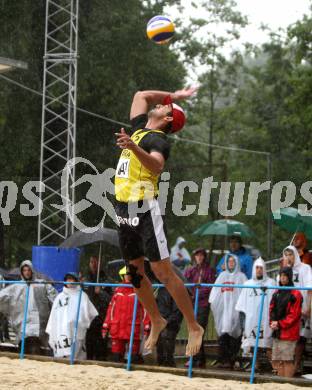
xmin=0 ymin=357 xmax=306 ymax=390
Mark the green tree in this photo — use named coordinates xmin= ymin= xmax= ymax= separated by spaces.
xmin=0 ymin=0 xmax=186 ymax=265
xmin=167 ymin=0 xmax=248 ymax=259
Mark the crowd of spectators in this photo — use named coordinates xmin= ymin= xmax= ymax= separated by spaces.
xmin=0 ymin=232 xmax=312 ymax=379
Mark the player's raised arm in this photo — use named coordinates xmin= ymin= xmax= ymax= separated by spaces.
xmin=129 ymin=87 xmax=198 ymax=120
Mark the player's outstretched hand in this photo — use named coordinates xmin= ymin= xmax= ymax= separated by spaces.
xmin=115 ymin=128 xmax=135 ymax=150
xmin=174 ymin=86 xmax=198 ymax=100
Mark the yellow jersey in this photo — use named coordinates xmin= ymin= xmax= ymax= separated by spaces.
xmin=115 ymin=128 xmax=166 ymax=202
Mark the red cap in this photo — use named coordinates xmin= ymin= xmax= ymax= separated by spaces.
xmin=163 ymin=95 xmax=186 ymax=133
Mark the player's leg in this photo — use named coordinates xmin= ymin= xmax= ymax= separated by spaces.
xmin=142 ymin=199 xmax=203 ymax=355
xmin=128 ymin=257 xmax=167 ymax=351
xmin=128 ymin=256 xmax=166 ymax=329
xmin=151 ymin=259 xmax=203 ymax=356
xmin=116 ymin=202 xmax=167 ymax=351
xmin=192 ymin=305 xmax=209 ymax=366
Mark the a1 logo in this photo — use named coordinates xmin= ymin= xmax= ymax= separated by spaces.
xmin=116 ymin=158 xmax=130 ymax=178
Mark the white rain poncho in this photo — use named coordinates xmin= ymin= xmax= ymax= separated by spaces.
xmin=279 ymin=245 xmax=312 ymax=338
xmin=280 ymin=245 xmax=312 ymax=311
xmin=0 ymin=260 xmax=57 ymax=343
xmin=46 ymin=286 xmax=98 ymax=359
xmin=170 ymin=237 xmax=191 ymax=267
xmin=236 ymin=257 xmax=276 ymax=348
xmin=209 ymin=254 xmax=247 ymax=338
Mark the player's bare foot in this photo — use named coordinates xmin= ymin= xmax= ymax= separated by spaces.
xmin=144 ymin=317 xmax=167 ymax=351
xmin=185 ymin=325 xmax=204 ymax=357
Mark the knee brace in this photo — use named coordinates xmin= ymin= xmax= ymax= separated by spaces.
xmin=127 ymin=264 xmax=143 ymax=288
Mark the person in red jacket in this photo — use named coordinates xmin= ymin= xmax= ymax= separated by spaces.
xmin=292 ymin=232 xmax=312 ymax=267
xmin=102 ymin=266 xmax=150 ymax=363
xmin=269 ymin=267 xmax=303 ymax=377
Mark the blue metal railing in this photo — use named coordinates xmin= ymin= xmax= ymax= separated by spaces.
xmin=127 ymin=294 xmax=139 ymax=371
xmin=19 ymin=282 xmax=30 ymax=359
xmin=249 ymin=288 xmax=266 ymax=384
xmin=0 ymin=279 xmax=310 ymax=384
xmin=188 ymin=287 xmax=199 ymax=378
xmin=70 ymin=287 xmax=83 ymax=365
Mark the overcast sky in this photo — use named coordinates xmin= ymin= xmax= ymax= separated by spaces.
xmin=166 ymin=0 xmax=311 ymax=80
xmin=169 ymin=0 xmax=311 ymax=45
xmin=232 ymin=0 xmax=310 ymax=45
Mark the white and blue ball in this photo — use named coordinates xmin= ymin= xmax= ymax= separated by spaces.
xmin=146 ymin=15 xmax=175 ymax=45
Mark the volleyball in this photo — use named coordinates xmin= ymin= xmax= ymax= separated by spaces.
xmin=146 ymin=15 xmax=175 ymax=45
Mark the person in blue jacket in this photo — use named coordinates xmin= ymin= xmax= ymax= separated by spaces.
xmin=216 ymin=235 xmax=253 ymax=279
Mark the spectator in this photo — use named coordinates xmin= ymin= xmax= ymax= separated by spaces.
xmin=0 ymin=260 xmax=57 ymax=354
xmin=170 ymin=237 xmax=191 ymax=271
xmin=86 ymin=256 xmax=106 ymax=283
xmin=270 ymin=267 xmax=302 ymax=378
xmin=216 ymin=235 xmax=253 ymax=279
xmin=85 ymin=285 xmax=111 ymax=361
xmin=292 ymin=232 xmax=312 ymax=267
xmin=84 ymin=255 xmax=108 ymax=285
xmin=102 ymin=267 xmax=150 ymax=363
xmin=46 ymin=272 xmax=98 ymax=360
xmin=184 ymin=248 xmax=215 ymax=368
xmin=236 ymin=258 xmax=276 ymax=357
xmin=156 ymin=286 xmax=183 ymax=367
xmin=0 ymin=273 xmax=9 ymax=342
xmin=84 ymin=255 xmax=112 ymax=360
xmin=279 ymin=245 xmax=312 ymax=373
xmin=209 ymin=254 xmax=247 ymax=368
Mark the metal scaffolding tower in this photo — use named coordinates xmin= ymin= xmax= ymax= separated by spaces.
xmin=38 ymin=0 xmax=79 ymax=245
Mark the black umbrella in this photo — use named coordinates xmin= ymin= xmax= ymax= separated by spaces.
xmin=59 ymin=227 xmax=120 ymax=249
xmin=60 ymin=227 xmax=120 ymax=283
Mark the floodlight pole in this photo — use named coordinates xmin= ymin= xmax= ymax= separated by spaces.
xmin=0 ymin=57 xmax=28 ymax=73
xmin=267 ymin=153 xmax=273 ymax=258
xmin=38 ymin=0 xmax=79 ymax=245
